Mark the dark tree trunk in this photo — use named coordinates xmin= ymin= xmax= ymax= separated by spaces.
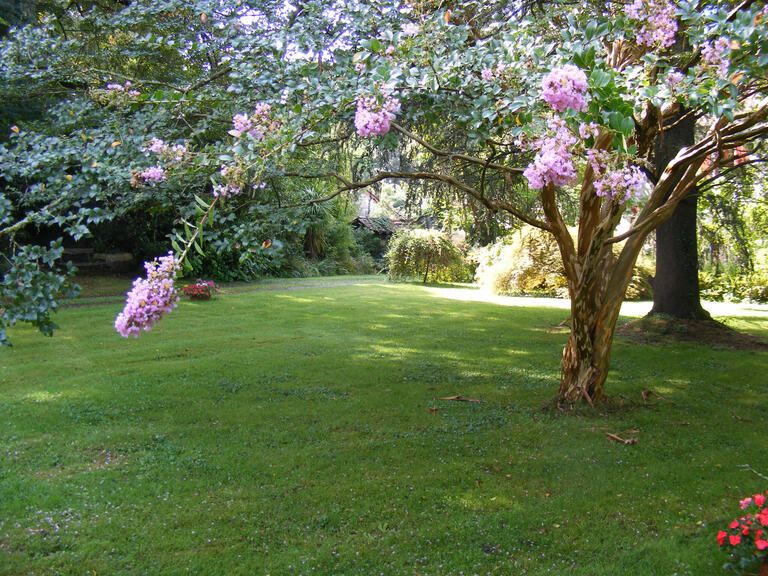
xmin=649 ymin=111 xmax=710 ymax=319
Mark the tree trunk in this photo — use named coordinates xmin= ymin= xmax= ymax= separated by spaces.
xmin=557 ymin=267 xmax=627 ymax=406
xmin=649 ymin=110 xmax=710 ymax=319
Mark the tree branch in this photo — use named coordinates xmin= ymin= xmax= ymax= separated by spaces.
xmin=391 ymin=123 xmax=525 ymax=175
xmin=280 ymin=169 xmax=551 ymax=231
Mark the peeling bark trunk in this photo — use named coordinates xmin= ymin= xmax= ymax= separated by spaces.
xmin=556 ymin=252 xmax=629 ymax=406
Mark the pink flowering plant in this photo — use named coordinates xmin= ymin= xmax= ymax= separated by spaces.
xmin=114 ymin=252 xmax=180 ymax=338
xmin=354 ymin=90 xmax=401 ymax=138
xmin=717 ymin=491 xmax=768 ymax=574
xmin=181 ymin=278 xmax=218 ymax=300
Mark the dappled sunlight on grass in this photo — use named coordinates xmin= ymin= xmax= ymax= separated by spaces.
xmin=22 ymin=391 xmax=66 ymax=403
xmin=452 ymin=492 xmax=524 ymax=513
xmin=423 ymin=284 xmax=656 ymax=318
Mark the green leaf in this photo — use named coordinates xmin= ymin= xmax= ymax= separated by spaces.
xmin=194 ymin=194 xmax=210 ymax=210
xmin=589 ymin=69 xmax=612 ymax=89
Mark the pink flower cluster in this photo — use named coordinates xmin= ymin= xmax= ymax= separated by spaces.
xmin=354 ymin=93 xmax=401 ymax=137
xmin=666 ymin=70 xmax=684 ymax=88
xmin=140 ymin=165 xmax=166 ymax=183
xmin=541 ymin=65 xmax=589 ymax=112
xmin=625 ymin=0 xmax=678 ymax=49
xmin=106 ymin=81 xmax=141 ymax=96
xmin=593 ymin=165 xmax=647 ymax=203
xmin=213 ymin=183 xmax=242 ymax=198
xmin=115 ymin=252 xmax=180 ymax=338
xmin=229 ymin=103 xmax=277 ymax=139
xmin=213 ymin=165 xmax=243 ymax=198
xmin=579 ymin=122 xmax=599 ymax=139
xmin=523 ymin=119 xmax=578 ymax=189
xmin=480 ymin=63 xmax=506 ymax=82
xmin=702 ymin=37 xmax=731 ymax=79
xmin=717 ymin=492 xmax=768 ymax=558
xmin=586 ymin=148 xmax=647 ymax=202
xmin=402 ymin=23 xmax=420 ymax=36
xmin=144 ymin=138 xmax=186 ymax=161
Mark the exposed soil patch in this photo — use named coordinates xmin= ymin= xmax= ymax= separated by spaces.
xmin=617 ymin=314 xmax=768 ymax=350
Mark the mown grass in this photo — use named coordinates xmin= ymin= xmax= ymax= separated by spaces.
xmin=1 ymin=279 xmax=767 ymax=575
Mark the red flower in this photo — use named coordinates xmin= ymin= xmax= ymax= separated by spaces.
xmin=755 ymin=494 xmax=767 ymax=508
xmin=757 ymin=539 xmax=768 ymax=551
xmin=717 ymin=530 xmax=728 ymax=546
xmin=730 ymin=520 xmax=741 ymax=529
xmin=729 ymin=534 xmax=742 ymax=546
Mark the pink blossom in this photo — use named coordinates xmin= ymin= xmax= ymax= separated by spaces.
xmin=524 ymin=118 xmax=578 ymax=189
xmin=354 ymin=93 xmax=401 ymax=137
xmin=140 ymin=165 xmax=166 ymax=183
xmin=702 ymin=37 xmax=731 ymax=79
xmin=481 ymin=67 xmax=495 ymax=82
xmin=541 ymin=65 xmax=589 ymax=112
xmin=625 ymin=0 xmax=678 ymax=49
xmin=213 ymin=183 xmax=243 ymax=198
xmin=578 ymin=122 xmax=599 ymax=139
xmin=145 ymin=138 xmax=169 ymax=155
xmin=230 ymin=113 xmax=252 ymax=138
xmin=106 ymin=83 xmax=124 ymax=91
xmin=666 ymin=71 xmax=684 ymax=88
xmin=741 ymin=497 xmax=754 ymax=510
xmin=385 ymin=45 xmax=395 ymax=56
xmin=229 ymin=103 xmax=275 ymax=139
xmin=171 ymin=144 xmax=186 ymax=161
xmin=115 ymin=253 xmax=180 ymax=338
xmin=594 ymin=165 xmax=648 ymax=203
xmin=402 ymin=23 xmax=420 ymax=36
xmin=213 ymin=165 xmax=244 ymax=198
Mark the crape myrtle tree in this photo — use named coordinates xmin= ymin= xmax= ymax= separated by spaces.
xmin=4 ymin=0 xmax=768 ymax=405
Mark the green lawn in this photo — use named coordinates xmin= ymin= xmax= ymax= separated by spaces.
xmin=2 ymin=279 xmax=767 ymax=575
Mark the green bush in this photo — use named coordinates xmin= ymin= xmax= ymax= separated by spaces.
xmin=474 ymin=226 xmax=654 ymax=300
xmin=386 ymin=228 xmax=470 ymax=283
xmin=474 ymin=227 xmax=567 ymax=296
xmin=700 ymin=269 xmax=768 ymax=303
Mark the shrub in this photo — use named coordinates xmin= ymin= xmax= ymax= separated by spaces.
xmin=700 ymin=270 xmax=768 ymax=303
xmin=475 ymin=226 xmax=654 ymax=300
xmin=474 ymin=227 xmax=566 ymax=296
xmin=386 ymin=228 xmax=469 ymax=283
